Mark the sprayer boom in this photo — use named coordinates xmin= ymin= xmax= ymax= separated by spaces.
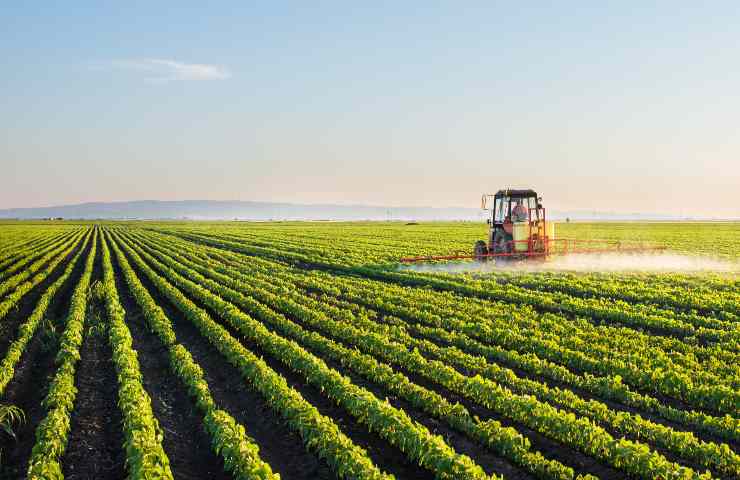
xmin=400 ymin=239 xmax=667 ymax=263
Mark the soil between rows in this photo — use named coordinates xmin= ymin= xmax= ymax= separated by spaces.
xmin=0 ymin=232 xmax=90 ymax=479
xmin=62 ymin=231 xmax=126 ymax=480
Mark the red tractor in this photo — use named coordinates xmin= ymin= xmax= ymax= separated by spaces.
xmin=474 ymin=189 xmax=550 ymax=263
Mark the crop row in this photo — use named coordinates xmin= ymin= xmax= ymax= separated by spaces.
xmin=393 ymin=275 xmax=739 ymax=370
xmin=100 ymin=232 xmax=174 ymax=479
xmin=0 ymin=228 xmax=83 ymax=279
xmin=0 ymin=229 xmax=47 ymax=253
xmin=27 ymin=227 xmax=99 ymax=478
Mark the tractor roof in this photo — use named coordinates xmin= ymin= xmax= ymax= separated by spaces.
xmin=494 ymin=189 xmax=538 ymax=198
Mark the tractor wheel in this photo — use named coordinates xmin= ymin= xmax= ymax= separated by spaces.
xmin=474 ymin=240 xmax=488 ymax=262
xmin=492 ymin=231 xmax=511 ymax=266
xmin=493 ymin=231 xmax=510 ymax=254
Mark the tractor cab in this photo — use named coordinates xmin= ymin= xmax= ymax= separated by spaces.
xmin=475 ymin=189 xmax=549 ymax=261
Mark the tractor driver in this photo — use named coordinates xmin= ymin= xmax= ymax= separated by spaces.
xmin=512 ymin=199 xmax=529 ymax=222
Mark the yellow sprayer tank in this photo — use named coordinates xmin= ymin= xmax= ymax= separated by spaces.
xmin=513 ymin=223 xmax=530 ymax=252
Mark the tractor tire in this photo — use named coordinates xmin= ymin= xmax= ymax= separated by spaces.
xmin=492 ymin=231 xmax=511 ymax=266
xmin=493 ymin=231 xmax=510 ymax=254
xmin=474 ymin=240 xmax=488 ymax=262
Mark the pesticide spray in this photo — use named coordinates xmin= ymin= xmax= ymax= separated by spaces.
xmin=399 ymin=252 xmax=738 ymax=275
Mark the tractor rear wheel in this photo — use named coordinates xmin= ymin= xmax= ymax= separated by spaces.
xmin=493 ymin=231 xmax=510 ymax=254
xmin=474 ymin=240 xmax=488 ymax=262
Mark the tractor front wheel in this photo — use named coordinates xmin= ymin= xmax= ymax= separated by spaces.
xmin=474 ymin=240 xmax=488 ymax=262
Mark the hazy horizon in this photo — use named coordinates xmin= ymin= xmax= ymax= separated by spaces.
xmin=1 ymin=198 xmax=737 ymax=221
xmin=2 ymin=2 xmax=739 ymax=217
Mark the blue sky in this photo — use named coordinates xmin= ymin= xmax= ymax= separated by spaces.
xmin=2 ymin=2 xmax=738 ymax=217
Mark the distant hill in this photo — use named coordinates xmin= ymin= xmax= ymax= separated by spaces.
xmin=0 ymin=200 xmax=709 ymax=221
xmin=0 ymin=200 xmax=484 ymax=221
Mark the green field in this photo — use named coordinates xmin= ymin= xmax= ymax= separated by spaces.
xmin=0 ymin=221 xmax=737 ymax=479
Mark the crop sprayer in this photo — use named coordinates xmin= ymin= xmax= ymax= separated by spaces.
xmin=400 ymin=189 xmax=666 ymax=264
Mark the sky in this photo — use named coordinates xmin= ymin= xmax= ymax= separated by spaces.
xmin=1 ymin=2 xmax=739 ymax=217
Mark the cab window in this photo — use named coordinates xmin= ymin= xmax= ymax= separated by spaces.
xmin=528 ymin=197 xmax=539 ymax=220
xmin=494 ymin=197 xmax=509 ymax=222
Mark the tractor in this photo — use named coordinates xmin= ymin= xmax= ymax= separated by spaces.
xmin=474 ymin=189 xmax=551 ymax=263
